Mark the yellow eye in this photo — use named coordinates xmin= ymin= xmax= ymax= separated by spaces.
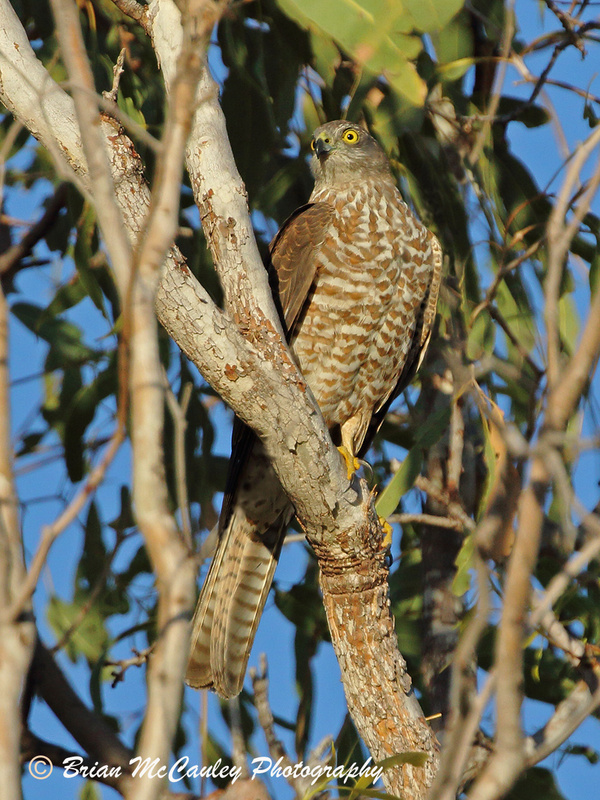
xmin=342 ymin=129 xmax=359 ymax=144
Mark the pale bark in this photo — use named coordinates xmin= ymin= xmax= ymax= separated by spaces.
xmin=0 ymin=282 xmax=35 ymax=800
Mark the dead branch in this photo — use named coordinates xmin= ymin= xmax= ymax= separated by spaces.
xmin=0 ymin=182 xmax=68 ymax=279
xmin=0 ymin=266 xmax=36 ymax=799
xmin=104 ymin=646 xmax=154 ymax=687
xmin=251 ymin=655 xmax=332 ymax=799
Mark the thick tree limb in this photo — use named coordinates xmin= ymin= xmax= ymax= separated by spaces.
xmin=28 ymin=641 xmax=199 ymax=799
xmin=29 ymin=640 xmax=134 ymax=794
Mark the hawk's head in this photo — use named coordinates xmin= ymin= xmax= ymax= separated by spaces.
xmin=310 ymin=120 xmax=391 ymax=187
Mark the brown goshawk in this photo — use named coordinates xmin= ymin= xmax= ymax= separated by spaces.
xmin=186 ymin=120 xmax=442 ymax=698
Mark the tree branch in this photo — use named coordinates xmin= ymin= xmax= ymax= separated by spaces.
xmin=29 ymin=639 xmax=134 ymax=794
xmin=0 ymin=269 xmax=36 ymax=800
xmin=49 ymin=0 xmax=133 ymax=296
xmin=0 ymin=182 xmax=68 ymax=279
xmin=545 ymin=125 xmax=600 ymax=390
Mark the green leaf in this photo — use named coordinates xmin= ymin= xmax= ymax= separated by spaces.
xmin=202 ymin=736 xmax=235 ymax=789
xmin=274 ymin=574 xmax=329 ymax=639
xmin=436 ymin=55 xmax=480 ymax=82
xmin=563 ymin=744 xmax=599 ymax=765
xmin=510 ymin=767 xmax=568 ymax=800
xmin=497 ymin=96 xmax=551 ymax=128
xmin=47 ymin=596 xmax=109 ymax=663
xmin=276 ymin=0 xmax=427 ymax=105
xmin=72 ymin=203 xmax=107 ymax=315
xmin=429 ymin=8 xmax=472 ymax=67
xmin=44 ymin=276 xmax=89 ymax=319
xmin=401 ymin=0 xmax=464 ymax=33
xmin=452 ymin=532 xmax=474 ymax=596
xmin=15 ymin=431 xmax=45 ymax=457
xmin=77 ymin=502 xmax=107 ymax=592
xmin=335 ymin=715 xmax=368 ymax=780
xmin=11 ymin=302 xmax=97 ymax=366
xmin=63 ymin=359 xmax=117 ymax=482
xmin=558 ymin=293 xmax=579 ymax=358
xmin=589 ymin=242 xmax=600 ymax=295
xmin=108 ymin=486 xmax=136 ymax=534
xmin=79 ymin=781 xmax=101 ymax=800
xmin=467 ymin=310 xmax=496 ymax=361
xmin=376 ymin=445 xmax=423 ymax=518
xmin=376 ymin=405 xmax=450 ymax=518
xmin=378 ymin=751 xmax=429 ymax=769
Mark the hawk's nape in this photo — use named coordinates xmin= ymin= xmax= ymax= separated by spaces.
xmin=186 ymin=121 xmax=442 ymax=698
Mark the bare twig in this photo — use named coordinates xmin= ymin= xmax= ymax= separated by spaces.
xmin=49 ymin=0 xmax=132 ymax=296
xmin=388 ymin=512 xmax=463 ymax=531
xmin=428 ymin=556 xmax=493 ymax=800
xmin=164 ymin=374 xmax=193 ymax=547
xmin=530 ymin=515 xmax=600 ymax=629
xmin=545 ymin=125 xmax=600 ymax=390
xmin=106 ymin=5 xmax=230 ymax=800
xmin=105 ymin=646 xmax=154 ymax=688
xmin=526 ymin=668 xmax=600 ymax=766
xmin=467 ymin=457 xmax=545 ymax=800
xmin=252 ymin=656 xmax=302 ymax=780
xmin=4 ymin=423 xmax=125 ymax=623
xmin=544 ymin=0 xmax=587 ymax=52
xmin=0 ymin=182 xmax=68 ymax=277
xmin=111 ymin=0 xmax=146 ymax=24
xmin=102 ymin=48 xmax=126 ymax=103
xmin=415 ymin=474 xmax=475 ymax=532
xmin=251 ymin=656 xmax=332 ymax=798
xmin=228 ymin=697 xmax=250 ymax=780
xmin=465 ymin=120 xmax=600 ymax=793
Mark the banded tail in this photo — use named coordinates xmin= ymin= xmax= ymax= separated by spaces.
xmin=185 ymin=507 xmax=289 ymax=698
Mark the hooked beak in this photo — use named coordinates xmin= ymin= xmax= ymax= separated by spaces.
xmin=313 ymin=135 xmax=333 ymax=161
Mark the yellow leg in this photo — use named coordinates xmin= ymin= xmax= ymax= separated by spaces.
xmin=379 ymin=518 xmax=393 ymax=549
xmin=337 ymin=445 xmax=361 ymax=480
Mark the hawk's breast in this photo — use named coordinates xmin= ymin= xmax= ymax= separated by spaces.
xmin=290 ymin=179 xmax=435 ymax=439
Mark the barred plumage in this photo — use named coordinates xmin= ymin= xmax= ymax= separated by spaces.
xmin=186 ymin=121 xmax=442 ymax=698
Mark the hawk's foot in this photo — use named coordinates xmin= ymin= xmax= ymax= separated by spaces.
xmin=379 ymin=517 xmax=393 ymax=549
xmin=337 ymin=445 xmax=360 ymax=480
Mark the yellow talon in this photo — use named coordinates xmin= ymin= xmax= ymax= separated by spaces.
xmin=380 ymin=518 xmax=393 ymax=549
xmin=337 ymin=445 xmax=360 ymax=479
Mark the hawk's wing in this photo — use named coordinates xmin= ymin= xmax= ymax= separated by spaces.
xmin=268 ymin=202 xmax=334 ymax=336
xmin=358 ymin=233 xmax=443 ymax=458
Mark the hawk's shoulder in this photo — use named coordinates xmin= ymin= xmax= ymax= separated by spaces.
xmin=268 ymin=202 xmax=334 ymax=336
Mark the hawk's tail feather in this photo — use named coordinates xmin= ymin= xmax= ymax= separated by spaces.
xmin=185 ymin=508 xmax=287 ymax=698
